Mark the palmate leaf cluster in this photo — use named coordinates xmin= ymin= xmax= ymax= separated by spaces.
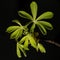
xmin=6 ymin=1 xmax=54 ymax=58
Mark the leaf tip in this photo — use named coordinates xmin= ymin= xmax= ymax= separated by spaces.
xmin=31 ymin=1 xmax=37 ymax=4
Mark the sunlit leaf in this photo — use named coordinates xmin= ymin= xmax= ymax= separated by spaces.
xmin=38 ymin=43 xmax=46 ymax=53
xmin=36 ymin=22 xmax=47 ymax=35
xmin=24 ymin=38 xmax=29 ymax=47
xmin=23 ymin=46 xmax=29 ymax=51
xmin=6 ymin=26 xmax=20 ymax=33
xmin=18 ymin=11 xmax=32 ymax=20
xmin=19 ymin=35 xmax=29 ymax=50
xmin=17 ymin=43 xmax=21 ymax=58
xmin=27 ymin=34 xmax=36 ymax=48
xmin=12 ymin=20 xmax=22 ymax=26
xmin=15 ymin=29 xmax=23 ymax=40
xmin=30 ymin=23 xmax=35 ymax=33
xmin=18 ymin=43 xmax=27 ymax=57
xmin=36 ymin=11 xmax=54 ymax=20
xmin=30 ymin=1 xmax=38 ymax=20
xmin=19 ymin=43 xmax=29 ymax=50
xmin=19 ymin=35 xmax=27 ymax=43
xmin=38 ymin=21 xmax=53 ymax=30
xmin=10 ymin=29 xmax=20 ymax=39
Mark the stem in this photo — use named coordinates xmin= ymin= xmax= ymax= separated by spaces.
xmin=12 ymin=20 xmax=22 ymax=26
xmin=25 ymin=21 xmax=32 ymax=27
xmin=45 ymin=40 xmax=60 ymax=47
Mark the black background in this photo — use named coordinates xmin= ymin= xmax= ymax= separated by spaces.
xmin=0 ymin=0 xmax=60 ymax=60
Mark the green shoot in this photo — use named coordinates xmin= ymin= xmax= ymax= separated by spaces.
xmin=6 ymin=1 xmax=54 ymax=58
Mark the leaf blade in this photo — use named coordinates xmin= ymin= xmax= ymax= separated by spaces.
xmin=19 ymin=35 xmax=27 ymax=43
xmin=15 ymin=29 xmax=23 ymax=40
xmin=28 ymin=34 xmax=36 ymax=48
xmin=36 ymin=11 xmax=54 ymax=20
xmin=24 ymin=38 xmax=29 ymax=47
xmin=38 ymin=43 xmax=46 ymax=53
xmin=18 ymin=11 xmax=32 ymax=20
xmin=30 ymin=1 xmax=38 ymax=20
xmin=17 ymin=43 xmax=21 ymax=58
xmin=12 ymin=20 xmax=22 ymax=26
xmin=10 ymin=29 xmax=19 ymax=39
xmin=38 ymin=21 xmax=53 ymax=30
xmin=18 ymin=43 xmax=27 ymax=57
xmin=30 ymin=23 xmax=35 ymax=33
xmin=36 ymin=22 xmax=47 ymax=35
xmin=6 ymin=26 xmax=20 ymax=33
xmin=20 ymin=43 xmax=29 ymax=51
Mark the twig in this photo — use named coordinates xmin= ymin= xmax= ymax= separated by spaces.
xmin=45 ymin=40 xmax=60 ymax=47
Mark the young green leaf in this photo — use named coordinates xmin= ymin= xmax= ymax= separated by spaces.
xmin=24 ymin=38 xmax=29 ymax=47
xmin=38 ymin=43 xmax=46 ymax=53
xmin=36 ymin=22 xmax=47 ymax=35
xmin=30 ymin=23 xmax=35 ymax=33
xmin=10 ymin=29 xmax=20 ymax=39
xmin=20 ymin=43 xmax=29 ymax=51
xmin=24 ymin=40 xmax=29 ymax=50
xmin=23 ymin=46 xmax=29 ymax=51
xmin=17 ymin=43 xmax=21 ymax=58
xmin=18 ymin=11 xmax=32 ymax=20
xmin=36 ymin=11 xmax=54 ymax=20
xmin=18 ymin=43 xmax=27 ymax=57
xmin=12 ymin=20 xmax=22 ymax=26
xmin=6 ymin=26 xmax=20 ymax=33
xmin=38 ymin=21 xmax=53 ymax=30
xmin=19 ymin=35 xmax=27 ymax=43
xmin=30 ymin=1 xmax=38 ymax=20
xmin=27 ymin=34 xmax=36 ymax=48
xmin=15 ymin=29 xmax=23 ymax=40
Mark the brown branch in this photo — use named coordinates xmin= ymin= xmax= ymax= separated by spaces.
xmin=45 ymin=40 xmax=60 ymax=47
